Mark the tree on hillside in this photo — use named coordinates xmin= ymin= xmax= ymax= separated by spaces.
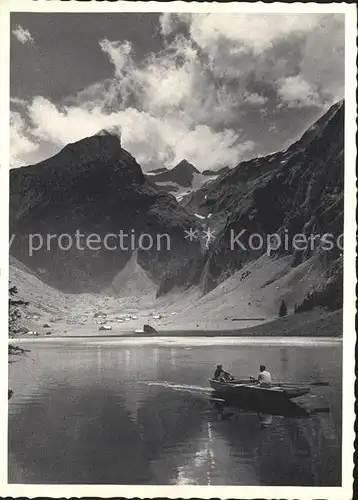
xmin=279 ymin=299 xmax=287 ymax=318
xmin=9 ymin=283 xmax=28 ymax=338
xmin=8 ymin=283 xmax=29 ymax=399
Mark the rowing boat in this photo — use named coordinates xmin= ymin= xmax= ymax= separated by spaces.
xmin=209 ymin=378 xmax=310 ymax=403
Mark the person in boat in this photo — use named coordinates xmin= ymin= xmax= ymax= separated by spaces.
xmin=256 ymin=365 xmax=272 ymax=387
xmin=214 ymin=364 xmax=234 ymax=382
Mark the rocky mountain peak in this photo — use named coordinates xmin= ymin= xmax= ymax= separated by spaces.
xmin=147 ymin=159 xmax=200 ymax=189
xmin=95 ymin=125 xmax=122 ymax=142
xmin=10 ymin=133 xmax=202 ymax=294
xmin=173 ymin=159 xmax=199 ymax=175
xmin=12 ymin=129 xmax=143 ymax=192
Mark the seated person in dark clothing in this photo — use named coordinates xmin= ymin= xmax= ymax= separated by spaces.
xmin=214 ymin=364 xmax=223 ymax=379
xmin=214 ymin=364 xmax=234 ymax=381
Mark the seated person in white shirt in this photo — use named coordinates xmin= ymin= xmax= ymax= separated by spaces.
xmin=257 ymin=365 xmax=272 ymax=387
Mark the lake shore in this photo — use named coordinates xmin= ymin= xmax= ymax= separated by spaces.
xmin=14 ymin=308 xmax=342 ymax=340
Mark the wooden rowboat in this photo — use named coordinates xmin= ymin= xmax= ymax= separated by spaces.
xmin=209 ymin=378 xmax=310 ymax=404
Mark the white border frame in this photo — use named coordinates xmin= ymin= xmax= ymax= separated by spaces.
xmin=0 ymin=2 xmax=356 ymax=499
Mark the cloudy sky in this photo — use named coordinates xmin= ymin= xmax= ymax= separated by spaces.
xmin=10 ymin=12 xmax=344 ymax=171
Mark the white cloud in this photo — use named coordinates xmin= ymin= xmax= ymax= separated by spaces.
xmin=159 ymin=13 xmax=191 ymax=37
xmin=160 ymin=13 xmax=344 ymax=105
xmin=159 ymin=13 xmax=175 ymax=37
xmin=99 ymin=38 xmax=133 ymax=78
xmin=18 ymin=97 xmax=245 ymax=171
xmin=10 ymin=112 xmax=38 ymax=167
xmin=10 ymin=97 xmax=28 ymax=106
xmin=299 ymin=15 xmax=345 ymax=103
xmin=27 ymin=97 xmax=105 ymax=145
xmin=170 ymin=126 xmax=254 ymax=171
xmin=277 ymin=75 xmax=321 ymax=108
xmin=12 ymin=25 xmax=34 ymax=45
xmin=11 ymin=31 xmax=255 ymax=170
xmin=11 ymin=13 xmax=344 ymax=170
xmin=164 ymin=13 xmax=322 ymax=54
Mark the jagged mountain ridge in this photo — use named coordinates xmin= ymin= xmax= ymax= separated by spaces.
xmin=202 ymin=166 xmax=231 ymax=176
xmin=10 ymin=134 xmax=203 ymax=294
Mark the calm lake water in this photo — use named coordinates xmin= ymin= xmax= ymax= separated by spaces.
xmin=8 ymin=337 xmax=342 ymax=486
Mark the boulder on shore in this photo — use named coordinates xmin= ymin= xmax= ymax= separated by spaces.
xmin=143 ymin=324 xmax=157 ymax=334
xmin=135 ymin=324 xmax=157 ymax=334
xmin=99 ymin=324 xmax=112 ymax=331
xmin=93 ymin=312 xmax=107 ymax=320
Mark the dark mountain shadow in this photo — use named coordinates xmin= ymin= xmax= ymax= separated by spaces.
xmin=8 ymin=384 xmax=153 ymax=484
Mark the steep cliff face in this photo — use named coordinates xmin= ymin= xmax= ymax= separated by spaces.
xmin=192 ymin=101 xmax=344 ymax=310
xmin=10 ymin=133 xmax=202 ymax=294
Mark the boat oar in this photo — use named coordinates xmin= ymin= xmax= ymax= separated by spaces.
xmin=276 ymin=381 xmax=330 ymax=387
xmin=246 ymin=376 xmax=330 ymax=387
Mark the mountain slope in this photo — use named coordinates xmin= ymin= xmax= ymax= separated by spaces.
xmin=187 ymin=101 xmax=344 ymax=312
xmin=159 ymin=253 xmax=341 ymax=331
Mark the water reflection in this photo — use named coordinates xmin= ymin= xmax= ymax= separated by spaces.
xmin=210 ymin=386 xmax=331 ymax=429
xmin=9 ymin=383 xmax=154 ymax=484
xmin=211 ymin=388 xmax=311 ymax=412
xmin=8 ymin=340 xmax=342 ymax=485
xmin=280 ymin=347 xmax=289 ymax=379
xmin=258 ymin=413 xmax=272 ymax=428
